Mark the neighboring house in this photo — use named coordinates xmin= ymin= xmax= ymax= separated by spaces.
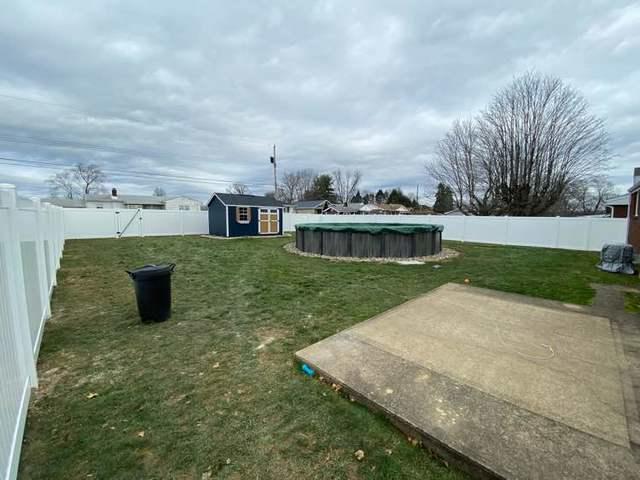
xmin=207 ymin=193 xmax=283 ymax=237
xmin=165 ymin=196 xmax=202 ymax=211
xmin=377 ymin=203 xmax=411 ymax=215
xmin=44 ymin=188 xmax=203 ymax=210
xmin=291 ymin=200 xmax=333 ymax=214
xmin=627 ymin=168 xmax=640 ymax=251
xmin=443 ymin=208 xmax=466 ymax=216
xmin=85 ymin=188 xmax=164 ymax=210
xmin=360 ymin=203 xmax=383 ymax=214
xmin=605 ymin=194 xmax=629 ymax=219
xmin=324 ymin=203 xmax=366 ymax=215
xmin=41 ymin=197 xmax=86 ymax=208
xmin=322 ymin=202 xmax=413 ymax=215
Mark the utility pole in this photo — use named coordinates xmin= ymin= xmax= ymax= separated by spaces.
xmin=416 ymin=184 xmax=419 ymax=204
xmin=270 ymin=144 xmax=277 ymax=195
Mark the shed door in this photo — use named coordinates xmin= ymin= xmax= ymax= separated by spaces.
xmin=259 ymin=208 xmax=279 ymax=234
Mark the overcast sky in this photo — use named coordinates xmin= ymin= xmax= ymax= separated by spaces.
xmin=1 ymin=1 xmax=639 ymax=202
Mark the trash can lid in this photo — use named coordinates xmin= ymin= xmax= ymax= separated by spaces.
xmin=127 ymin=263 xmax=175 ymax=280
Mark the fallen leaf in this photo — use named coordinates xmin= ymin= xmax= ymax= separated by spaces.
xmin=225 ymin=458 xmax=231 ymax=465
xmin=385 ymin=449 xmax=393 ymax=455
xmin=86 ymin=392 xmax=98 ymax=399
xmin=137 ymin=431 xmax=145 ymax=438
xmin=354 ymin=449 xmax=365 ymax=461
xmin=201 ymin=469 xmax=212 ymax=480
xmin=212 ymin=362 xmax=220 ymax=369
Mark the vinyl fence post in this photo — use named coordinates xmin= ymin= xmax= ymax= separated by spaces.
xmin=586 ymin=217 xmax=593 ymax=251
xmin=0 ymin=184 xmax=38 ymax=386
xmin=461 ymin=215 xmax=467 ymax=242
xmin=180 ymin=209 xmax=185 ymax=236
xmin=42 ymin=203 xmax=57 ymax=289
xmin=555 ymin=216 xmax=561 ymax=248
xmin=504 ymin=216 xmax=509 ymax=245
xmin=31 ymin=198 xmax=51 ymax=321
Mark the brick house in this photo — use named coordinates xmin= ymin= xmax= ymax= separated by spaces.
xmin=627 ymin=168 xmax=640 ymax=251
xmin=605 ymin=195 xmax=628 ymax=218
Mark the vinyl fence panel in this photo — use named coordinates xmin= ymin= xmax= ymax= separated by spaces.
xmin=0 ymin=185 xmax=64 ymax=480
xmin=283 ymin=213 xmax=626 ymax=252
xmin=63 ymin=209 xmax=209 ymax=239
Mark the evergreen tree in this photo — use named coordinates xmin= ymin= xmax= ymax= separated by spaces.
xmin=374 ymin=189 xmax=386 ymax=204
xmin=351 ymin=190 xmax=363 ymax=203
xmin=387 ymin=188 xmax=413 ymax=207
xmin=305 ymin=174 xmax=336 ymax=202
xmin=433 ymin=183 xmax=454 ymax=213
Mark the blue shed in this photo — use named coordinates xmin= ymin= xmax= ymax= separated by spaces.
xmin=207 ymin=193 xmax=284 ymax=237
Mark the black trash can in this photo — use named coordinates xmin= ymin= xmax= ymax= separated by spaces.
xmin=126 ymin=264 xmax=175 ymax=323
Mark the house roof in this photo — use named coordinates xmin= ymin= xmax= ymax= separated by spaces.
xmin=41 ymin=197 xmax=86 ymax=208
xmin=324 ymin=203 xmax=364 ymax=214
xmin=293 ymin=200 xmax=330 ymax=209
xmin=605 ymin=194 xmax=629 ymax=207
xmin=85 ymin=194 xmax=165 ymax=205
xmin=165 ymin=196 xmax=201 ymax=203
xmin=208 ymin=192 xmax=283 ymax=207
xmin=379 ymin=203 xmax=410 ymax=211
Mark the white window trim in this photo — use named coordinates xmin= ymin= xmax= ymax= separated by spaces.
xmin=236 ymin=206 xmax=251 ymax=224
xmin=635 ymin=193 xmax=639 ymax=217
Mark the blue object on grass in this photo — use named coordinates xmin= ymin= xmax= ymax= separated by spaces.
xmin=301 ymin=363 xmax=315 ymax=376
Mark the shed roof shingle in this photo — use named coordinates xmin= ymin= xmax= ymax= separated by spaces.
xmin=209 ymin=193 xmax=283 ymax=207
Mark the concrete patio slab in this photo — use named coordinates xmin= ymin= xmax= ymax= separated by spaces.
xmin=296 ymin=283 xmax=640 ymax=479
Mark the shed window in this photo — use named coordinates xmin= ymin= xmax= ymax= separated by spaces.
xmin=236 ymin=206 xmax=250 ymax=223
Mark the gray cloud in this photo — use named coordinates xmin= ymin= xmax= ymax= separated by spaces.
xmin=1 ymin=0 xmax=638 ymax=201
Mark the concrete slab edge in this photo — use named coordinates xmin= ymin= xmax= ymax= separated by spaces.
xmin=294 ymin=353 xmax=506 ymax=480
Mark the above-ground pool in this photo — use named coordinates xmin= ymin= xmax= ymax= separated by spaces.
xmin=295 ymin=223 xmax=444 ymax=258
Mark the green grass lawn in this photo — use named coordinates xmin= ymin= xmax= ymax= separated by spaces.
xmin=19 ymin=236 xmax=640 ymax=479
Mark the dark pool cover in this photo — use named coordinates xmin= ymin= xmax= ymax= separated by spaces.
xmin=295 ymin=223 xmax=444 ymax=235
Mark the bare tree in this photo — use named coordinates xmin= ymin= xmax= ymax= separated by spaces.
xmin=47 ymin=170 xmax=77 ymax=199
xmin=556 ymin=176 xmax=616 ymax=216
xmin=279 ymin=171 xmax=302 ymax=204
xmin=332 ymin=169 xmax=362 ymax=204
xmin=278 ymin=169 xmax=316 ymax=203
xmin=73 ymin=163 xmax=106 ymax=197
xmin=226 ymin=182 xmax=251 ymax=195
xmin=47 ymin=162 xmax=105 ymax=198
xmin=429 ymin=72 xmax=609 ymax=216
xmin=153 ymin=186 xmax=166 ymax=197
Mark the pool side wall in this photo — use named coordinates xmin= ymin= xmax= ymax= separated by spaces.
xmin=295 ymin=228 xmax=442 ymax=258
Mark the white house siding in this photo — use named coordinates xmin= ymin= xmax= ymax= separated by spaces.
xmin=85 ymin=200 xmax=125 ymax=209
xmin=165 ymin=197 xmax=202 ymax=211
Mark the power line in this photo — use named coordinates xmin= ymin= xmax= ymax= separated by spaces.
xmin=0 ymin=132 xmax=184 ymax=159
xmin=0 ymin=156 xmax=273 ymax=188
xmin=0 ymin=93 xmax=81 ymax=111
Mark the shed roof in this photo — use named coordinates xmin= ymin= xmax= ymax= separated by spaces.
xmin=208 ymin=192 xmax=283 ymax=207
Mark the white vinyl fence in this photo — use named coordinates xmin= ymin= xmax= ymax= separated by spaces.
xmin=63 ymin=208 xmax=209 ymax=239
xmin=283 ymin=213 xmax=627 ymax=252
xmin=60 ymin=208 xmax=626 ymax=252
xmin=0 ymin=184 xmax=64 ymax=480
